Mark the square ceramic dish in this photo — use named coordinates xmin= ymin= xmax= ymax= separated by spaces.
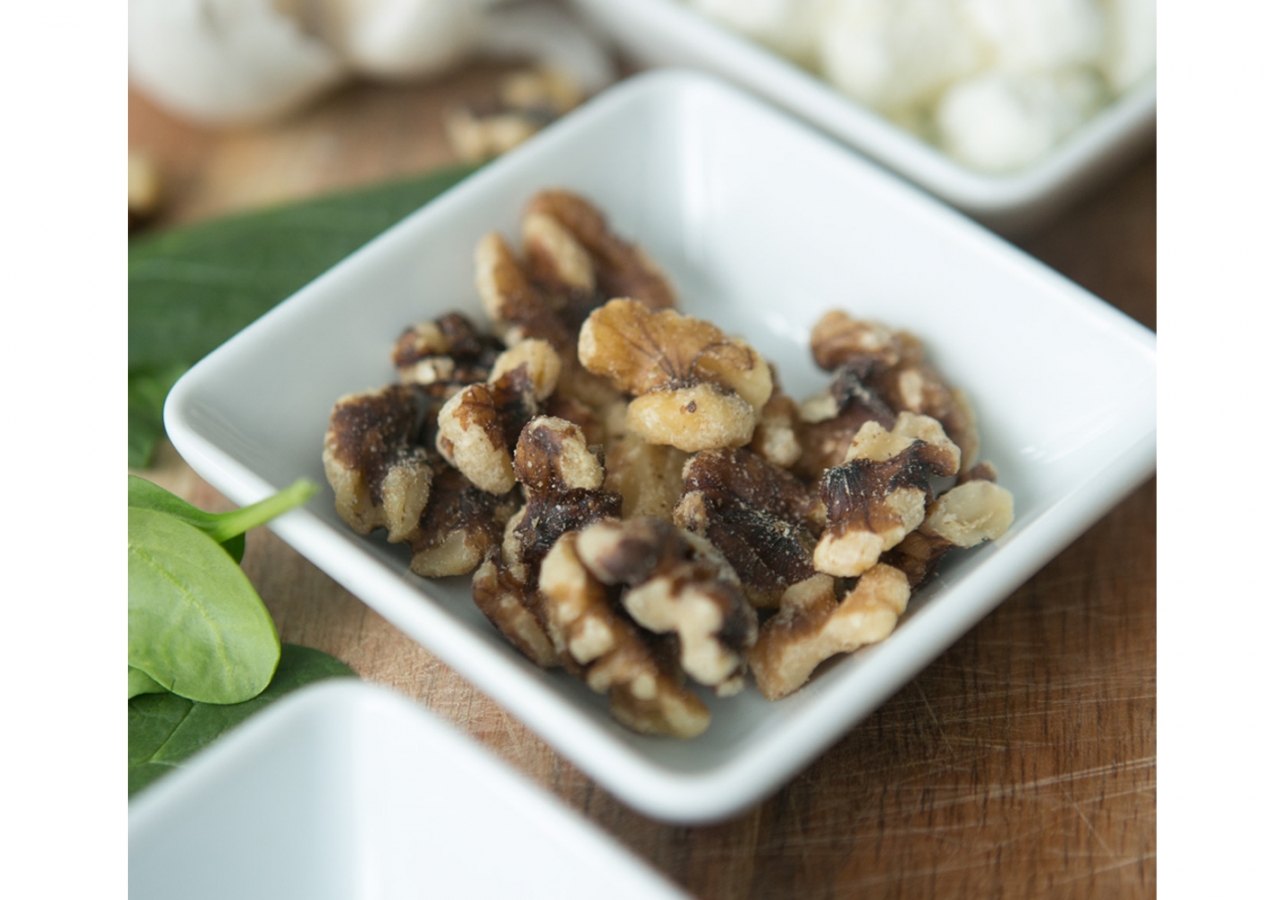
xmin=565 ymin=0 xmax=1156 ymax=233
xmin=129 ymin=682 xmax=689 ymax=899
xmin=165 ymin=70 xmax=1156 ymax=824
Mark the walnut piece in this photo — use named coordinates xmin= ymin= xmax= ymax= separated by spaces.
xmin=435 ymin=339 xmax=561 ymax=494
xmin=794 ymin=364 xmax=897 ymax=481
xmin=391 ymin=311 xmax=503 ymax=388
xmin=748 ymin=565 xmax=911 ymax=700
xmin=468 ymin=416 xmax=623 ymax=667
xmin=882 ymin=466 xmax=1014 ymax=588
xmin=578 ymin=299 xmax=773 ymax=452
xmin=813 ymin=412 xmax=961 ymax=577
xmin=322 ymin=384 xmax=439 ymax=543
xmin=539 ymin=532 xmax=712 ymax=738
xmin=750 ymin=371 xmax=802 ymax=469
xmin=476 ymin=191 xmax=676 ymax=356
xmin=808 ymin=310 xmax=980 ymax=471
xmin=674 ymin=448 xmax=824 ymax=609
xmin=407 ymin=467 xmax=519 ymax=578
xmin=525 ymin=190 xmax=677 ymax=312
xmin=574 ymin=518 xmax=758 ymax=695
xmin=604 ymin=431 xmax=688 ymax=521
xmin=324 ymin=383 xmax=514 ymax=578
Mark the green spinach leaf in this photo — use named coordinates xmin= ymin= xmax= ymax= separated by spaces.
xmin=129 ymin=644 xmax=356 ymax=796
xmin=128 ymin=666 xmax=167 ymax=698
xmin=128 ymin=508 xmax=281 ymax=704
xmin=127 ymin=475 xmax=315 ymax=563
xmin=127 ymin=165 xmax=476 ymax=467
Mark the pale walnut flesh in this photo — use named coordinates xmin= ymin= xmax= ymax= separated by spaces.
xmin=435 ymin=339 xmax=560 ymax=494
xmin=604 ymin=432 xmax=688 ymax=521
xmin=813 ymin=413 xmax=961 ymax=577
xmin=322 ymin=385 xmax=440 ymax=544
xmin=574 ymin=517 xmax=758 ymax=695
xmin=674 ymin=448 xmax=824 ymax=609
xmin=579 ymin=299 xmax=772 ymax=452
xmin=391 ymin=312 xmax=503 ymax=388
xmin=749 ymin=565 xmax=911 ymax=701
xmin=883 ymin=470 xmax=1014 ymax=588
xmin=539 ymin=533 xmax=711 ymax=738
xmin=750 ymin=376 xmax=802 ymax=469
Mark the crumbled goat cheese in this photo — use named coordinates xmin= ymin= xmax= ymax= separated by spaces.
xmin=690 ymin=0 xmax=1153 ymax=172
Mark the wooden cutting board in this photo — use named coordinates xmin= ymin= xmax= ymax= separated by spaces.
xmin=131 ymin=63 xmax=1155 ymax=899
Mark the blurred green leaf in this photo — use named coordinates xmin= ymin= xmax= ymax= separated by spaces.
xmin=127 ymin=165 xmax=477 ymax=468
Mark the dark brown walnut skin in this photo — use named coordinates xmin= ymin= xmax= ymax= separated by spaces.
xmin=406 ymin=466 xmax=519 ymax=578
xmin=469 ymin=416 xmax=623 ymax=668
xmin=795 ymin=365 xmax=898 ymax=482
xmin=323 ymin=383 xmax=446 ymax=543
xmin=574 ymin=517 xmax=758 ymax=694
xmin=509 ymin=417 xmax=623 ymax=572
xmin=814 ymin=413 xmax=961 ymax=578
xmin=674 ymin=448 xmax=825 ymax=608
xmin=525 ymin=189 xmax=677 ymax=312
xmin=807 ymin=310 xmax=980 ymax=471
xmin=391 ymin=311 xmax=505 ymax=388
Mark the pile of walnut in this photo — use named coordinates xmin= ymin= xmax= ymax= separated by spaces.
xmin=323 ymin=190 xmax=1014 ymax=739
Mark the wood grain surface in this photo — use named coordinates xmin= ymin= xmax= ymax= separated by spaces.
xmin=130 ymin=63 xmax=1156 ymax=899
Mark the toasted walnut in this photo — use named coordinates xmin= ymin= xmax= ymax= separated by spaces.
xmin=674 ymin=448 xmax=824 ymax=608
xmin=508 ymin=416 xmax=622 ymax=565
xmin=883 ymin=467 xmax=1014 ymax=588
xmin=748 ymin=565 xmax=911 ymax=700
xmin=467 ymin=416 xmax=623 ymax=665
xmin=808 ymin=311 xmax=979 ymax=471
xmin=574 ymin=518 xmax=758 ymax=695
xmin=813 ymin=412 xmax=961 ymax=577
xmin=794 ymin=364 xmax=898 ymax=482
xmin=604 ymin=431 xmax=688 ymax=521
xmin=810 ymin=311 xmax=913 ymax=375
xmin=539 ymin=532 xmax=711 ymax=737
xmin=499 ymin=67 xmax=584 ymax=116
xmin=476 ymin=190 xmax=675 ymax=350
xmin=322 ymin=384 xmax=440 ymax=543
xmin=391 ymin=312 xmax=504 ymax=388
xmin=526 ymin=190 xmax=677 ymax=312
xmin=435 ymin=339 xmax=560 ymax=494
xmin=578 ymin=299 xmax=773 ymax=452
xmin=407 ymin=467 xmax=519 ymax=578
xmin=471 ymin=547 xmax=559 ymax=668
xmin=750 ymin=372 xmax=802 ymax=469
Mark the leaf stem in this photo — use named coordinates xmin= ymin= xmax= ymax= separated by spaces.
xmin=205 ymin=479 xmax=317 ymax=543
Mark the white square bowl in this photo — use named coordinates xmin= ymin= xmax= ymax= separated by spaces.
xmin=566 ymin=0 xmax=1157 ymax=233
xmin=129 ymin=682 xmax=689 ymax=899
xmin=165 ymin=70 xmax=1156 ymax=824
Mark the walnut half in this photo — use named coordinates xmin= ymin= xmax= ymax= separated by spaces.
xmin=748 ymin=565 xmax=911 ymax=701
xmin=813 ymin=412 xmax=960 ymax=578
xmin=539 ymin=531 xmax=712 ymax=738
xmin=435 ymin=338 xmax=561 ymax=494
xmin=578 ymin=299 xmax=773 ymax=452
xmin=575 ymin=517 xmax=758 ymax=696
